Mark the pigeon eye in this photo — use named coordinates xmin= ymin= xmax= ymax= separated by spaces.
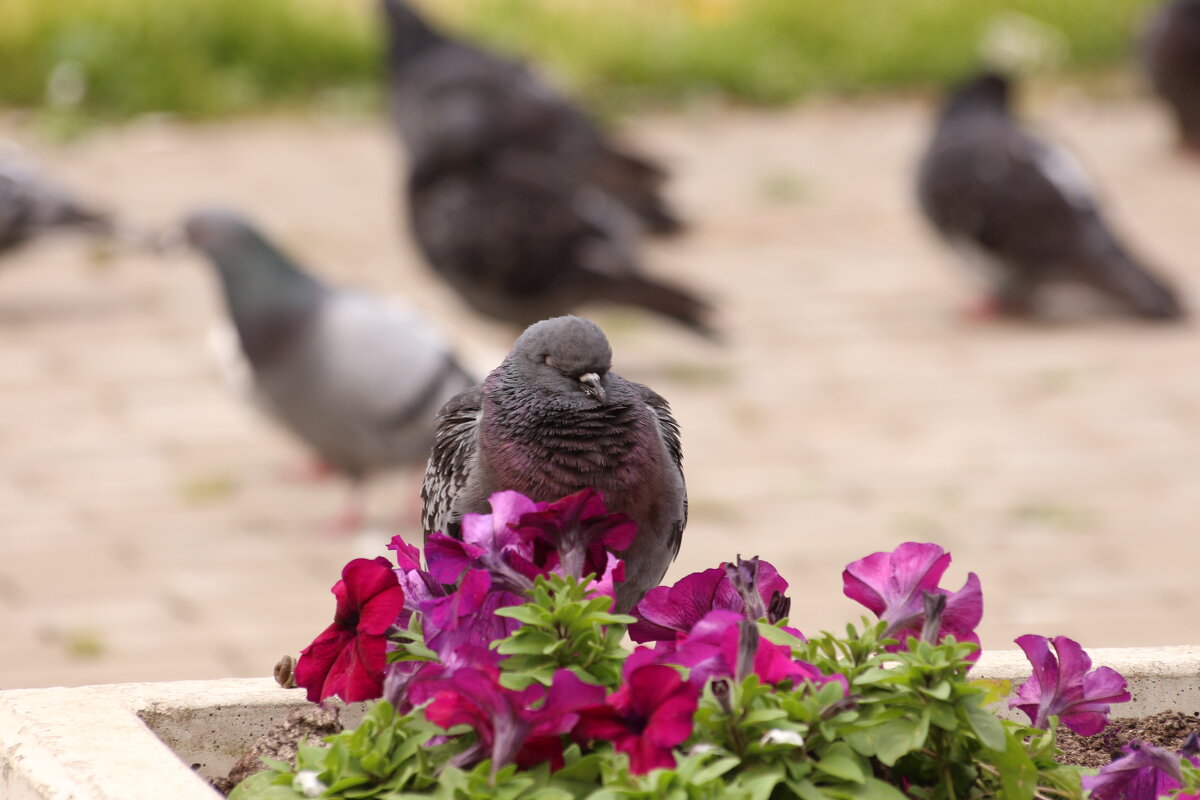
xmin=543 ymin=355 xmax=557 ymax=368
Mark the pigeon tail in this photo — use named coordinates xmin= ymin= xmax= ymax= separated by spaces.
xmin=380 ymin=0 xmax=443 ymax=71
xmin=588 ymin=273 xmax=718 ymax=340
xmin=1084 ymin=241 xmax=1188 ymax=321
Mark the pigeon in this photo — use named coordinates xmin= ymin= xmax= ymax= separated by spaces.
xmin=1144 ymin=0 xmax=1200 ymax=154
xmin=183 ymin=209 xmax=476 ymax=528
xmin=407 ymin=158 xmax=716 ymax=337
xmin=379 ymin=0 xmax=683 ymax=235
xmin=422 ymin=315 xmax=687 ymax=610
xmin=916 ymin=71 xmax=1186 ymax=321
xmin=0 ymin=149 xmax=112 ymax=254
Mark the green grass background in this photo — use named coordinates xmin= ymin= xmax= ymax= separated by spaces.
xmin=0 ymin=0 xmax=1160 ymax=121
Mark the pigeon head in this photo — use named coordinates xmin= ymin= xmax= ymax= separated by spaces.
xmin=941 ymin=71 xmax=1012 ymax=119
xmin=183 ymin=209 xmax=326 ymax=363
xmin=379 ymin=0 xmax=443 ymax=71
xmin=505 ymin=316 xmax=614 ymax=406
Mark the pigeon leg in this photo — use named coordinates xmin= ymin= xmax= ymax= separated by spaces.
xmin=325 ymin=481 xmax=367 ymax=536
xmin=279 ymin=457 xmax=335 ymax=484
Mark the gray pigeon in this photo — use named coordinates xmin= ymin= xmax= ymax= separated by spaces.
xmin=1144 ymin=0 xmax=1200 ymax=154
xmin=380 ymin=0 xmax=683 ymax=235
xmin=422 ymin=315 xmax=687 ymax=610
xmin=184 ymin=209 xmax=476 ymax=527
xmin=0 ymin=150 xmax=112 ymax=254
xmin=917 ymin=72 xmax=1186 ymax=321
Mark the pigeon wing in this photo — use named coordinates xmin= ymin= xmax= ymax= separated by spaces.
xmin=640 ymin=384 xmax=687 ymax=560
xmin=421 ymin=383 xmax=483 ymax=537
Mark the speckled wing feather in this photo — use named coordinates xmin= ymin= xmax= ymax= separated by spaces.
xmin=640 ymin=384 xmax=687 ymax=560
xmin=421 ymin=384 xmax=483 ymax=536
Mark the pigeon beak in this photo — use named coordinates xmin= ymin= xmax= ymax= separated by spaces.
xmin=578 ymin=372 xmax=605 ymax=403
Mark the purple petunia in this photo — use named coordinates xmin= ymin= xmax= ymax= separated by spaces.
xmin=1081 ymin=738 xmax=1200 ymax=800
xmin=842 ymin=542 xmax=982 ymax=656
xmin=513 ymin=488 xmax=636 ymax=583
xmin=1010 ymin=634 xmax=1131 ymax=735
xmin=629 ymin=558 xmax=793 ymax=649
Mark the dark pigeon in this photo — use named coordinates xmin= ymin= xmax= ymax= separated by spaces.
xmin=1144 ymin=0 xmax=1200 ymax=154
xmin=184 ymin=209 xmax=476 ymax=527
xmin=917 ymin=71 xmax=1186 ymax=321
xmin=379 ymin=0 xmax=683 ymax=235
xmin=422 ymin=315 xmax=687 ymax=611
xmin=0 ymin=150 xmax=112 ymax=254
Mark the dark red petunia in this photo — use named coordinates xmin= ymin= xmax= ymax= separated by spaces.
xmin=575 ymin=663 xmax=699 ymax=774
xmin=294 ymin=557 xmax=405 ymax=703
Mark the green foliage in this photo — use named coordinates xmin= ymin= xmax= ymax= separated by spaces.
xmin=0 ymin=0 xmax=1160 ymax=121
xmin=493 ymin=574 xmax=634 ymax=690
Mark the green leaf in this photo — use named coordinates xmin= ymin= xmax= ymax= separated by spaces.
xmin=691 ymin=756 xmax=741 ymax=784
xmin=816 ymin=743 xmax=866 ymax=783
xmin=227 ymin=771 xmax=298 ymax=800
xmin=964 ymin=703 xmax=1007 ymax=752
xmin=985 ymin=728 xmax=1039 ymax=800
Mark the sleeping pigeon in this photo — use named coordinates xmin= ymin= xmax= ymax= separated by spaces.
xmin=916 ymin=71 xmax=1186 ymax=321
xmin=422 ymin=315 xmax=687 ymax=610
xmin=184 ymin=209 xmax=476 ymax=528
xmin=379 ymin=0 xmax=683 ymax=235
xmin=1144 ymin=0 xmax=1200 ymax=154
xmin=0 ymin=148 xmax=112 ymax=254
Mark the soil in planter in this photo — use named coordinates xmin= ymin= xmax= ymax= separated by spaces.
xmin=1056 ymin=711 xmax=1200 ymax=768
xmin=210 ymin=706 xmax=343 ymax=795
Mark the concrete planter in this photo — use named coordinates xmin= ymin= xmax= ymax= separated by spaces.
xmin=2 ymin=647 xmax=1198 ymax=800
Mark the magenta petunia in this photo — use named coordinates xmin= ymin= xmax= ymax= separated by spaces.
xmin=842 ymin=542 xmax=982 ymax=656
xmin=386 ymin=535 xmax=446 ymax=626
xmin=667 ymin=609 xmax=836 ymax=691
xmin=575 ymin=662 xmax=700 ymax=774
xmin=1081 ymin=740 xmax=1188 ymax=800
xmin=424 ymin=491 xmax=549 ymax=592
xmin=419 ymin=568 xmax=523 ymax=664
xmin=514 ymin=488 xmax=636 ymax=582
xmin=293 ymin=557 xmax=405 ymax=703
xmin=1010 ymin=634 xmax=1131 ymax=735
xmin=629 ymin=559 xmax=792 ymax=649
xmin=424 ymin=666 xmax=605 ymax=770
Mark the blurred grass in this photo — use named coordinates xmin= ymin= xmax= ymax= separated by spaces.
xmin=0 ymin=0 xmax=1159 ymax=122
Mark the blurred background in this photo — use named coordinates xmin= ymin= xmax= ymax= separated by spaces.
xmin=1 ymin=0 xmax=1197 ymax=690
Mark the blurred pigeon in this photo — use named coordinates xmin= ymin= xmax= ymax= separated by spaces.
xmin=422 ymin=315 xmax=687 ymax=610
xmin=184 ymin=209 xmax=476 ymax=528
xmin=379 ymin=0 xmax=683 ymax=235
xmin=408 ymin=158 xmax=716 ymax=337
xmin=0 ymin=149 xmax=112 ymax=254
xmin=917 ymin=72 xmax=1186 ymax=321
xmin=1144 ymin=0 xmax=1200 ymax=154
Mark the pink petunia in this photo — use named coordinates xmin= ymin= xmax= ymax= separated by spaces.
xmin=294 ymin=557 xmax=405 ymax=703
xmin=629 ymin=559 xmax=793 ymax=649
xmin=842 ymin=542 xmax=982 ymax=656
xmin=1010 ymin=634 xmax=1130 ymax=735
xmin=575 ymin=663 xmax=700 ymax=774
xmin=424 ymin=666 xmax=605 ymax=771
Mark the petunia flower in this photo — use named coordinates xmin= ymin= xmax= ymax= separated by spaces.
xmin=842 ymin=542 xmax=982 ymax=656
xmin=513 ymin=488 xmax=636 ymax=582
xmin=386 ymin=535 xmax=446 ymax=627
xmin=1010 ymin=634 xmax=1131 ymax=735
xmin=1081 ymin=740 xmax=1189 ymax=800
xmin=668 ymin=609 xmax=836 ymax=691
xmin=419 ymin=568 xmax=523 ymax=665
xmin=423 ymin=666 xmax=605 ymax=771
xmin=293 ymin=557 xmax=405 ymax=703
xmin=629 ymin=559 xmax=793 ymax=649
xmin=575 ymin=662 xmax=700 ymax=774
xmin=424 ymin=491 xmax=546 ymax=593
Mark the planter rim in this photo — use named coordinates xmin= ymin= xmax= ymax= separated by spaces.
xmin=2 ymin=646 xmax=1198 ymax=800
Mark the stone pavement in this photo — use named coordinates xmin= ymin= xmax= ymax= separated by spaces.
xmin=1 ymin=90 xmax=1198 ymax=689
